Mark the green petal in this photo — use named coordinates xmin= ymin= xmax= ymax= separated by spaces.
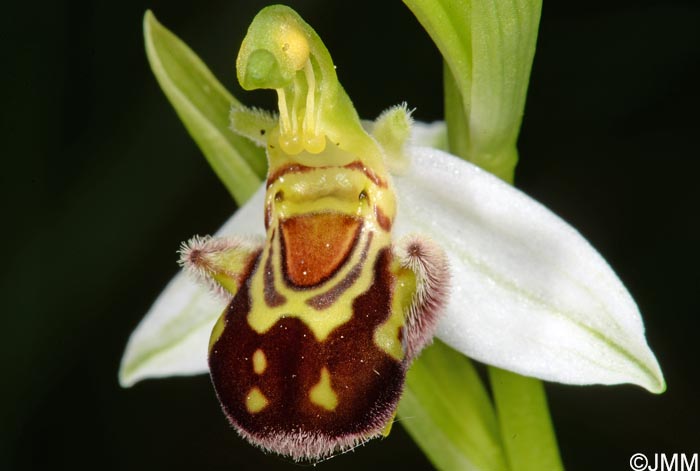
xmin=144 ymin=10 xmax=265 ymax=204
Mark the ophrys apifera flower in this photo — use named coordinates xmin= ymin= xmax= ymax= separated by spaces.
xmin=120 ymin=5 xmax=664 ymax=464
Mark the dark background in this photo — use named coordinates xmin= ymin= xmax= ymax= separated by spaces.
xmin=3 ymin=1 xmax=699 ymax=470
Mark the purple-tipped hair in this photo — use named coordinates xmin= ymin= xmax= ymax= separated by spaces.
xmin=395 ymin=235 xmax=450 ymax=360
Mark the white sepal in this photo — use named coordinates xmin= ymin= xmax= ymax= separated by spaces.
xmin=409 ymin=120 xmax=448 ymax=151
xmin=393 ymin=146 xmax=665 ymax=393
xmin=118 ymin=186 xmax=266 ymax=387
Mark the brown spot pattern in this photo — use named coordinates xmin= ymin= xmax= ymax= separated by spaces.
xmin=343 ymin=161 xmax=387 ymax=188
xmin=208 ymin=248 xmax=405 ymax=442
xmin=374 ymin=205 xmax=392 ymax=232
xmin=264 ymin=202 xmax=272 ymax=230
xmin=266 ymin=164 xmax=312 ymax=188
xmin=263 ymin=236 xmax=286 ymax=307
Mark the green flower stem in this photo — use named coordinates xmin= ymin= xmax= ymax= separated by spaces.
xmin=489 ymin=368 xmax=564 ymax=471
xmin=445 ymin=56 xmax=563 ymax=471
xmin=444 ymin=66 xmax=563 ymax=471
xmin=407 ymin=0 xmax=561 ymax=467
xmin=399 ymin=341 xmax=509 ymax=471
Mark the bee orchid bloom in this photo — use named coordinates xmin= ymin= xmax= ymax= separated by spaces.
xmin=120 ymin=5 xmax=664 ymax=463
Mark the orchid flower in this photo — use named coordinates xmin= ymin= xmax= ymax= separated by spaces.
xmin=120 ymin=3 xmax=664 ymax=469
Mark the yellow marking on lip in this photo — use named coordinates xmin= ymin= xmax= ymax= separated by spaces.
xmin=373 ymin=262 xmax=414 ymax=361
xmin=373 ymin=300 xmax=404 ymax=361
xmin=245 ymin=387 xmax=269 ymax=413
xmin=309 ymin=367 xmax=338 ymax=411
xmin=246 ymin=163 xmax=400 ymax=342
xmin=247 ymin=229 xmax=384 ymax=341
xmin=208 ymin=310 xmax=227 ymax=353
xmin=252 ymin=349 xmax=267 ymax=375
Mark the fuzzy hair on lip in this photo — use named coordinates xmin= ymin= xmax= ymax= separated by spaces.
xmin=395 ymin=234 xmax=450 ymax=361
xmin=232 ymin=422 xmax=386 ymax=462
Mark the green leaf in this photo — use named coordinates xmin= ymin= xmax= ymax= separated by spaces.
xmin=489 ymin=368 xmax=564 ymax=471
xmin=144 ymin=10 xmax=265 ymax=204
xmin=398 ymin=341 xmax=508 ymax=471
xmin=403 ymin=0 xmax=542 ymax=180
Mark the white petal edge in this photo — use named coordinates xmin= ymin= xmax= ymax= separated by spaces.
xmin=393 ymin=146 xmax=665 ymax=393
xmin=409 ymin=120 xmax=448 ymax=151
xmin=118 ymin=186 xmax=267 ymax=387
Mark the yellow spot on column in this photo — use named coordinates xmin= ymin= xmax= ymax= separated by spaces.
xmin=309 ymin=367 xmax=338 ymax=411
xmin=276 ymin=26 xmax=310 ymax=71
xmin=245 ymin=387 xmax=269 ymax=413
xmin=252 ymin=349 xmax=267 ymax=375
